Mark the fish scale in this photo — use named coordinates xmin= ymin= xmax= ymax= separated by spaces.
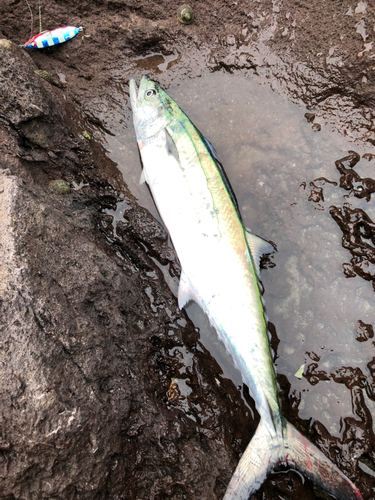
xmin=130 ymin=74 xmax=362 ymax=500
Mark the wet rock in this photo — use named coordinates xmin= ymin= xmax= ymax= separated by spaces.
xmin=304 ymin=112 xmax=315 ymax=123
xmin=356 ymin=320 xmax=374 ymax=342
xmin=304 ymin=362 xmax=330 ymax=386
xmin=0 ymin=31 xmax=254 ymax=500
xmin=308 ymin=181 xmax=324 ymax=203
xmin=311 ymin=123 xmax=321 ymax=132
xmin=330 ymin=205 xmax=375 ymax=290
xmin=331 ymin=366 xmax=367 ymax=390
xmin=0 ymin=43 xmax=52 ymax=126
xmin=335 ymin=151 xmax=375 ymax=201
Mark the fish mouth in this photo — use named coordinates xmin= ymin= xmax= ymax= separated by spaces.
xmin=129 ymin=75 xmax=154 ymax=111
xmin=129 ymin=78 xmax=138 ymax=111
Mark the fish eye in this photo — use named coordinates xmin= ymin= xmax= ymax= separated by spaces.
xmin=145 ymin=89 xmax=156 ymax=99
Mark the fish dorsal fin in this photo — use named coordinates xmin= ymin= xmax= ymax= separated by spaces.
xmin=178 ymin=269 xmax=195 ymax=309
xmin=139 ymin=170 xmax=146 ymax=185
xmin=245 ymin=229 xmax=277 ymax=275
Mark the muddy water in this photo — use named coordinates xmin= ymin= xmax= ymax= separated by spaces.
xmin=96 ymin=70 xmax=375 ymax=442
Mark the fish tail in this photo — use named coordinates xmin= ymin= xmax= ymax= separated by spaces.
xmin=223 ymin=419 xmax=274 ymax=500
xmin=284 ymin=421 xmax=362 ymax=500
xmin=223 ymin=419 xmax=362 ymax=500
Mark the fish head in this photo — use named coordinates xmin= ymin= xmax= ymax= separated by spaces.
xmin=129 ymin=75 xmax=173 ymax=141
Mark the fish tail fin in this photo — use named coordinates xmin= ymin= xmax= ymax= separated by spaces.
xmin=223 ymin=419 xmax=275 ymax=500
xmin=223 ymin=419 xmax=362 ymax=500
xmin=285 ymin=421 xmax=362 ymax=500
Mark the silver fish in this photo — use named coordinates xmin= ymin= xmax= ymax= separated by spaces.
xmin=129 ymin=74 xmax=362 ymax=500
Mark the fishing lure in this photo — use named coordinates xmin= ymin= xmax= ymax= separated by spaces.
xmin=23 ymin=26 xmax=82 ymax=49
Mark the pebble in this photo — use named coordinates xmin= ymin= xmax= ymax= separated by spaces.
xmin=49 ymin=180 xmax=71 ymax=194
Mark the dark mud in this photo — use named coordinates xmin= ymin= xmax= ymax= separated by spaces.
xmin=1 ymin=0 xmax=375 ymax=499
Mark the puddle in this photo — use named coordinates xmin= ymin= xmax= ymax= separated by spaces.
xmin=93 ymin=69 xmax=375 ymax=439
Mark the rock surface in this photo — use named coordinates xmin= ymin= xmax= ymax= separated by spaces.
xmin=0 ymin=40 xmax=253 ymax=500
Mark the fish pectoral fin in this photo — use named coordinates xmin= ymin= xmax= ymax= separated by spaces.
xmin=245 ymin=229 xmax=277 ymax=275
xmin=178 ymin=270 xmax=195 ymax=309
xmin=139 ymin=170 xmax=146 ymax=185
xmin=165 ymin=129 xmax=180 ymax=163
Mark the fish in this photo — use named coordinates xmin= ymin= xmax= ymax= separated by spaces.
xmin=23 ymin=26 xmax=81 ymax=49
xmin=129 ymin=74 xmax=362 ymax=500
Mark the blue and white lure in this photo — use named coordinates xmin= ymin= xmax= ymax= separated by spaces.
xmin=23 ymin=26 xmax=82 ymax=49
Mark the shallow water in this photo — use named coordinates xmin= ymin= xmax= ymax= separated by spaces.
xmin=96 ymin=70 xmax=375 ymax=439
